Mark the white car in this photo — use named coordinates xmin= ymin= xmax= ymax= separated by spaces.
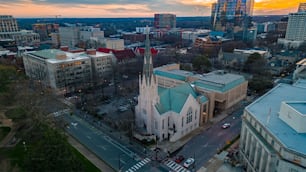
xmin=222 ymin=123 xmax=231 ymax=129
xmin=71 ymin=122 xmax=78 ymax=127
xmin=183 ymin=158 xmax=195 ymax=168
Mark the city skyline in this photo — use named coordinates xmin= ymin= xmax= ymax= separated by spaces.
xmin=0 ymin=0 xmax=303 ymax=18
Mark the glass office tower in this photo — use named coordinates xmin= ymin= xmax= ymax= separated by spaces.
xmin=211 ymin=0 xmax=254 ymax=33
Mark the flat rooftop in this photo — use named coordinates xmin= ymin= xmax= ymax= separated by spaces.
xmin=154 ymin=68 xmax=194 ymax=81
xmin=193 ymin=71 xmax=245 ymax=92
xmin=154 ymin=67 xmax=246 ymax=93
xmin=246 ymin=81 xmax=306 ymax=155
xmin=28 ymin=49 xmax=89 ymax=64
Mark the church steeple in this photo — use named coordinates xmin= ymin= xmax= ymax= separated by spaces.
xmin=142 ymin=26 xmax=154 ymax=84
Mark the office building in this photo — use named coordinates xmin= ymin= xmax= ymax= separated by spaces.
xmin=154 ymin=14 xmax=176 ymax=29
xmin=23 ymin=49 xmax=113 ymax=93
xmin=239 ymin=80 xmax=306 ymax=172
xmin=59 ymin=26 xmax=80 ymax=48
xmin=211 ymin=0 xmax=254 ymax=34
xmin=285 ymin=12 xmax=306 ymax=41
xmin=298 ymin=2 xmax=306 ymax=12
xmin=0 ymin=15 xmax=40 ymax=46
xmin=105 ymin=38 xmax=124 ymax=50
xmin=0 ymin=15 xmax=18 ymax=32
xmin=80 ymin=26 xmax=104 ymax=41
xmin=32 ymin=23 xmax=59 ymax=41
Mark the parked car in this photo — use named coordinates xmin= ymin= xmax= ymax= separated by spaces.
xmin=183 ymin=158 xmax=195 ymax=168
xmin=175 ymin=155 xmax=185 ymax=163
xmin=222 ymin=123 xmax=231 ymax=129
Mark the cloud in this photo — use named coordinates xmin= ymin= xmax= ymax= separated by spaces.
xmin=0 ymin=0 xmax=302 ymax=17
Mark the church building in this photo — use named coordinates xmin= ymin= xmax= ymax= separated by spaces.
xmin=135 ymin=28 xmax=208 ymax=142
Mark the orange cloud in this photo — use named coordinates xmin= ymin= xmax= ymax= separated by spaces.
xmin=0 ymin=0 xmax=303 ymax=17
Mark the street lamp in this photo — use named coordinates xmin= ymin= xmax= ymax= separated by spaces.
xmin=22 ymin=141 xmax=27 ymax=151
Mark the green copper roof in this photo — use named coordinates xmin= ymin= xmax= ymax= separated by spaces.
xmin=156 ymin=83 xmax=206 ymax=114
xmin=30 ymin=49 xmax=64 ymax=59
xmin=154 ymin=70 xmax=186 ymax=81
xmin=193 ymin=77 xmax=245 ymax=93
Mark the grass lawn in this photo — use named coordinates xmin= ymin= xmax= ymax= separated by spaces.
xmin=5 ymin=107 xmax=26 ymax=121
xmin=0 ymin=141 xmax=101 ymax=172
xmin=70 ymin=145 xmax=101 ymax=172
xmin=0 ymin=127 xmax=11 ymax=141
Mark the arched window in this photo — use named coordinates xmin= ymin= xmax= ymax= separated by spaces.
xmin=186 ymin=107 xmax=193 ymax=124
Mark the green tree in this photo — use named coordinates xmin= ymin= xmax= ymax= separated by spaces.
xmin=0 ymin=65 xmax=17 ymax=93
xmin=22 ymin=124 xmax=85 ymax=172
xmin=244 ymin=53 xmax=267 ymax=75
xmin=249 ymin=74 xmax=273 ymax=95
xmin=192 ymin=55 xmax=211 ymax=73
xmin=298 ymin=41 xmax=306 ymax=53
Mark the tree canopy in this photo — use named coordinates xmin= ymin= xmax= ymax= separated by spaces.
xmin=243 ymin=53 xmax=267 ymax=75
xmin=192 ymin=55 xmax=211 ymax=73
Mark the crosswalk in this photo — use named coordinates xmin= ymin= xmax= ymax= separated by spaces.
xmin=164 ymin=160 xmax=190 ymax=172
xmin=125 ymin=158 xmax=151 ymax=172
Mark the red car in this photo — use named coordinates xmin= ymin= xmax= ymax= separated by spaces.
xmin=175 ymin=155 xmax=185 ymax=163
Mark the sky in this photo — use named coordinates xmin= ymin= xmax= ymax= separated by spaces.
xmin=0 ymin=0 xmax=303 ymax=18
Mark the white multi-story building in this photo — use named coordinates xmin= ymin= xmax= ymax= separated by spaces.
xmin=0 ymin=15 xmax=40 ymax=46
xmin=23 ymin=49 xmax=92 ymax=93
xmin=23 ymin=49 xmax=113 ymax=93
xmin=105 ymin=38 xmax=124 ymax=50
xmin=181 ymin=29 xmax=210 ymax=43
xmin=86 ymin=49 xmax=113 ymax=82
xmin=80 ymin=26 xmax=104 ymax=41
xmin=285 ymin=12 xmax=306 ymax=41
xmin=239 ymin=80 xmax=306 ymax=172
xmin=59 ymin=26 xmax=80 ymax=48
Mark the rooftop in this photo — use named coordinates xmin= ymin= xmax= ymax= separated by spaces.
xmin=28 ymin=49 xmax=89 ymax=64
xmin=193 ymin=71 xmax=246 ymax=93
xmin=156 ymin=83 xmax=206 ymax=114
xmin=154 ymin=69 xmax=194 ymax=81
xmin=246 ymin=81 xmax=306 ymax=156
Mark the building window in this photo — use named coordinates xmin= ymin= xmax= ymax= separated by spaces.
xmin=182 ymin=117 xmax=184 ymax=127
xmin=186 ymin=107 xmax=193 ymax=124
xmin=162 ymin=119 xmax=164 ymax=129
xmin=155 ymin=120 xmax=158 ymax=130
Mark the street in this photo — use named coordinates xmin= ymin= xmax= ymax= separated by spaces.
xmin=63 ymin=112 xmax=170 ymax=172
xmin=175 ymin=108 xmax=244 ymax=171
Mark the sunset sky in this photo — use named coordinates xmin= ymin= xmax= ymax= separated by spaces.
xmin=0 ymin=0 xmax=303 ymax=18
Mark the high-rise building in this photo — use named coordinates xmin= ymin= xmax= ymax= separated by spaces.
xmin=285 ymin=12 xmax=306 ymax=41
xmin=0 ymin=15 xmax=40 ymax=46
xmin=154 ymin=14 xmax=176 ymax=29
xmin=239 ymin=80 xmax=306 ymax=172
xmin=298 ymin=2 xmax=306 ymax=12
xmin=211 ymin=0 xmax=254 ymax=32
xmin=0 ymin=15 xmax=19 ymax=32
